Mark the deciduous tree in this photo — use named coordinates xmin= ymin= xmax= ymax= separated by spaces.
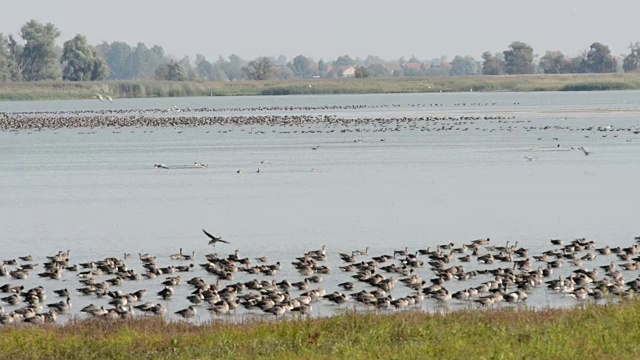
xmin=503 ymin=41 xmax=534 ymax=74
xmin=365 ymin=55 xmax=384 ymax=66
xmin=426 ymin=57 xmax=451 ymax=77
xmin=481 ymin=51 xmax=504 ymax=75
xmin=242 ymin=57 xmax=273 ymax=80
xmin=223 ymin=54 xmax=245 ymax=81
xmin=450 ymin=55 xmax=479 ymax=76
xmin=131 ymin=43 xmax=166 ymax=79
xmin=195 ymin=54 xmax=215 ymax=80
xmin=290 ymin=55 xmax=314 ymax=77
xmin=0 ymin=34 xmax=9 ymax=81
xmin=334 ymin=55 xmax=355 ymax=67
xmin=274 ymin=66 xmax=294 ymax=79
xmin=155 ymin=60 xmax=186 ymax=81
xmin=178 ymin=56 xmax=197 ymax=81
xmin=6 ymin=35 xmax=24 ymax=81
xmin=97 ymin=41 xmax=133 ymax=80
xmin=581 ymin=42 xmax=617 ymax=73
xmin=367 ymin=63 xmax=390 ymax=77
xmin=539 ymin=51 xmax=568 ymax=74
xmin=275 ymin=55 xmax=288 ymax=66
xmin=211 ymin=56 xmax=230 ymax=81
xmin=19 ymin=20 xmax=61 ymax=80
xmin=354 ymin=66 xmax=369 ymax=78
xmin=61 ymin=34 xmax=110 ymax=81
xmin=623 ymin=42 xmax=640 ymax=72
xmin=317 ymin=59 xmax=327 ymax=75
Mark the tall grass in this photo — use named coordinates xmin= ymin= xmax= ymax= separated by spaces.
xmin=1 ymin=301 xmax=640 ymax=359
xmin=3 ymin=73 xmax=640 ymax=101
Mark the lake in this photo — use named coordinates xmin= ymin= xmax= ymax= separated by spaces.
xmin=1 ymin=91 xmax=639 ymax=323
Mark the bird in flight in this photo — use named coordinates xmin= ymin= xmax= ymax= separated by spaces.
xmin=579 ymin=146 xmax=591 ymax=156
xmin=202 ymin=229 xmax=229 ymax=246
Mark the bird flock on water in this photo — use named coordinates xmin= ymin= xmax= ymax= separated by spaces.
xmin=2 ymin=229 xmax=640 ymax=325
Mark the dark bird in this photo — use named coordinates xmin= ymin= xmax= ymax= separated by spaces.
xmin=578 ymin=146 xmax=590 ymax=156
xmin=203 ymin=229 xmax=230 ymax=246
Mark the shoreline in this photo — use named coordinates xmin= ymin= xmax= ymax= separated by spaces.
xmin=1 ymin=304 xmax=639 ymax=359
xmin=2 ymin=73 xmax=640 ymax=101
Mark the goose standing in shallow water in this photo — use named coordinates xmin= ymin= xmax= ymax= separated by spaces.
xmin=291 ymin=304 xmax=312 ymax=316
xmin=170 ymin=248 xmax=194 ymax=261
xmin=208 ymin=301 xmax=229 ymax=316
xmin=158 ymin=286 xmax=174 ymax=300
xmin=183 ymin=251 xmax=196 ymax=261
xmin=47 ymin=297 xmax=72 ymax=313
xmin=1 ymin=294 xmax=20 ymax=305
xmin=175 ymin=306 xmax=197 ymax=319
xmin=305 ymin=245 xmax=327 ymax=259
xmin=151 ymin=304 xmax=167 ymax=316
xmin=394 ymin=247 xmax=409 ymax=258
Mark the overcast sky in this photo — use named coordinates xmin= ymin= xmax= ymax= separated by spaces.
xmin=2 ymin=0 xmax=639 ymax=62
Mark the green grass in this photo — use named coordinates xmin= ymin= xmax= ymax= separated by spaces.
xmin=3 ymin=73 xmax=640 ymax=101
xmin=1 ymin=300 xmax=640 ymax=359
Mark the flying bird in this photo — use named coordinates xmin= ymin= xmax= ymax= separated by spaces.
xmin=578 ymin=147 xmax=590 ymax=156
xmin=202 ymin=229 xmax=229 ymax=246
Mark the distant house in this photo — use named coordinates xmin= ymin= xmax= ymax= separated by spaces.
xmin=341 ymin=66 xmax=356 ymax=77
xmin=322 ymin=65 xmax=358 ymax=78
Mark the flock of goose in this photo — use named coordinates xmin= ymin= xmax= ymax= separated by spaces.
xmin=2 ymin=106 xmax=639 ymax=148
xmin=0 ymin=111 xmax=515 ymax=132
xmin=3 ymin=101 xmax=505 ymax=118
xmin=1 ymin=231 xmax=640 ymax=326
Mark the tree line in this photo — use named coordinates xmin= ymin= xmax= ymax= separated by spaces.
xmin=2 ymin=20 xmax=640 ymax=83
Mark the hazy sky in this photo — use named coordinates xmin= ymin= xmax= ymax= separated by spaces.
xmin=2 ymin=0 xmax=639 ymax=62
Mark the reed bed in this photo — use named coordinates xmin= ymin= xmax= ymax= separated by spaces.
xmin=2 ymin=73 xmax=640 ymax=101
xmin=1 ymin=300 xmax=639 ymax=359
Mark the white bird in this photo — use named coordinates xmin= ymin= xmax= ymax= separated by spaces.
xmin=524 ymin=156 xmax=534 ymax=161
xmin=579 ymin=147 xmax=590 ymax=156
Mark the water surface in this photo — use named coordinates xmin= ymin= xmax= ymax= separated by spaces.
xmin=1 ymin=91 xmax=639 ymax=322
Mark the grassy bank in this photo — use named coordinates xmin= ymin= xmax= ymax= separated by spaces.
xmin=2 ymin=73 xmax=640 ymax=101
xmin=1 ymin=301 xmax=640 ymax=359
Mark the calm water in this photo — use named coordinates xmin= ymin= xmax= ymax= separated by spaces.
xmin=1 ymin=91 xmax=639 ymax=322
